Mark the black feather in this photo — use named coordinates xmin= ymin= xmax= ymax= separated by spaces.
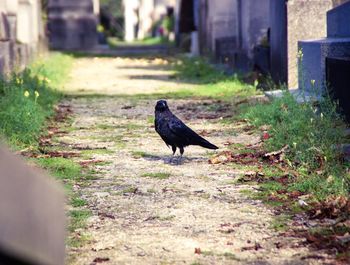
xmin=154 ymin=100 xmax=218 ymax=156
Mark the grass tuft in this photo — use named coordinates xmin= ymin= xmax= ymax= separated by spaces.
xmin=142 ymin=172 xmax=171 ymax=179
xmin=242 ymin=92 xmax=348 ymax=199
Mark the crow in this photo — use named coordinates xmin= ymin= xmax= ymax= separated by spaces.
xmin=154 ymin=100 xmax=218 ymax=163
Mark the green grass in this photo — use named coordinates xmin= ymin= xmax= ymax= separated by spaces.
xmin=0 ymin=53 xmax=72 ymax=148
xmin=108 ymin=36 xmax=173 ymax=48
xmin=242 ymin=92 xmax=348 ymax=199
xmin=69 ymin=209 xmax=92 ymax=232
xmin=132 ymin=150 xmax=154 ymax=159
xmin=142 ymin=172 xmax=171 ymax=180
xmin=169 ymin=56 xmax=257 ymax=100
xmin=35 ymin=157 xmax=82 ymax=181
xmin=71 ymin=196 xmax=88 ymax=207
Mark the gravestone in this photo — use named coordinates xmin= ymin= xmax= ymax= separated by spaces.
xmin=326 ymin=57 xmax=350 ymax=121
xmin=298 ymin=1 xmax=350 ymax=93
xmin=48 ymin=0 xmax=98 ymax=50
xmin=0 ymin=145 xmax=65 ymax=265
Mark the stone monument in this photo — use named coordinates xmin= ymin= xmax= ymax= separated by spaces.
xmin=48 ymin=0 xmax=99 ymax=50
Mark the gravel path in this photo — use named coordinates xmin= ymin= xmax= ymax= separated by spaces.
xmin=61 ymin=56 xmax=327 ymax=265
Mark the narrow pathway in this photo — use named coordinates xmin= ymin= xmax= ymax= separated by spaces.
xmin=61 ymin=56 xmax=327 ymax=264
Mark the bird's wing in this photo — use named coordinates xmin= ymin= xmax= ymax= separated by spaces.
xmin=167 ymin=117 xmax=202 ymax=144
xmin=167 ymin=115 xmax=218 ymax=149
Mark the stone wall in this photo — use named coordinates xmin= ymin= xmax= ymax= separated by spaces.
xmin=0 ymin=0 xmax=45 ymax=76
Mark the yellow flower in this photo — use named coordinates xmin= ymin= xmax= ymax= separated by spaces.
xmin=297 ymin=49 xmax=304 ymax=59
xmin=16 ymin=77 xmax=23 ymax=85
xmin=35 ymin=91 xmax=40 ymax=98
xmin=310 ymin=79 xmax=315 ymax=86
xmin=24 ymin=90 xmax=30 ymax=97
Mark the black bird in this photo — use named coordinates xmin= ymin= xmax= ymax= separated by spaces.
xmin=154 ymin=100 xmax=218 ymax=162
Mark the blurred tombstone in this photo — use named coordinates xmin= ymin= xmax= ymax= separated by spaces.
xmin=0 ymin=146 xmax=66 ymax=265
xmin=123 ymin=0 xmax=140 ymax=42
xmin=48 ymin=0 xmax=98 ymax=50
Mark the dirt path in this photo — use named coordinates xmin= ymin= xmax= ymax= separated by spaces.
xmin=61 ymin=57 xmax=327 ymax=264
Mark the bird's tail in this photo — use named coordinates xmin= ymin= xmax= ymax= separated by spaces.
xmin=197 ymin=138 xmax=218 ymax=150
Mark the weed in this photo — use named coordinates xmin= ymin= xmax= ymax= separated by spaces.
xmin=142 ymin=172 xmax=171 ymax=179
xmin=35 ymin=157 xmax=81 ymax=181
xmin=71 ymin=196 xmax=88 ymax=207
xmin=0 ymin=53 xmax=72 ymax=148
xmin=132 ymin=150 xmax=154 ymax=158
xmin=69 ymin=209 xmax=91 ymax=232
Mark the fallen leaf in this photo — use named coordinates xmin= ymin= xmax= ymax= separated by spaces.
xmin=241 ymin=242 xmax=262 ymax=251
xmin=92 ymin=257 xmax=110 ymax=263
xmin=98 ymin=212 xmax=115 ymax=219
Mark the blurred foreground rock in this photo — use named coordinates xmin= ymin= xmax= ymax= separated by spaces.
xmin=0 ymin=146 xmax=65 ymax=265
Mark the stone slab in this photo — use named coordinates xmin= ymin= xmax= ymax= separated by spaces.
xmin=327 ymin=1 xmax=350 ymax=38
xmin=298 ymin=38 xmax=350 ymax=93
xmin=0 ymin=145 xmax=65 ymax=265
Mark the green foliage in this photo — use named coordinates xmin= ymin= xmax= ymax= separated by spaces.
xmin=171 ymin=56 xmax=257 ymax=100
xmin=35 ymin=157 xmax=82 ymax=180
xmin=0 ymin=53 xmax=72 ymax=147
xmin=100 ymin=0 xmax=123 ymax=18
xmin=173 ymin=56 xmax=226 ymax=83
xmin=108 ymin=36 xmax=172 ymax=48
xmin=243 ymin=92 xmax=348 ymax=198
xmin=69 ymin=209 xmax=92 ymax=232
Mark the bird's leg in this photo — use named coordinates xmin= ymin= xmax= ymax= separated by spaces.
xmin=170 ymin=146 xmax=176 ymax=163
xmin=177 ymin=147 xmax=184 ymax=165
